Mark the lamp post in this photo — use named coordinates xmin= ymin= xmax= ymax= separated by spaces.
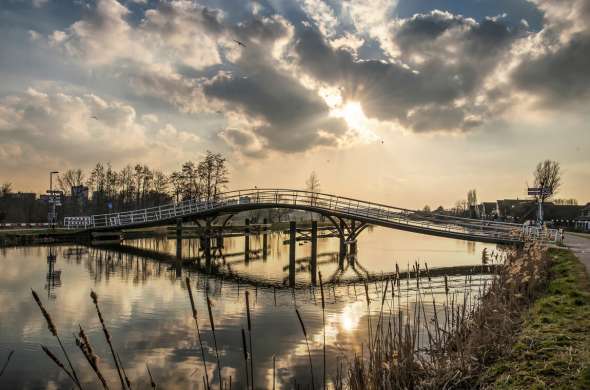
xmin=49 ymin=171 xmax=59 ymax=229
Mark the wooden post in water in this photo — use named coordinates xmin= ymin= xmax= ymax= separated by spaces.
xmin=205 ymin=219 xmax=212 ymax=269
xmin=262 ymin=218 xmax=268 ymax=260
xmin=176 ymin=218 xmax=182 ymax=277
xmin=311 ymin=220 xmax=318 ymax=285
xmin=245 ymin=218 xmax=250 ymax=263
xmin=339 ymin=219 xmax=347 ymax=267
xmin=289 ymin=221 xmax=296 ymax=287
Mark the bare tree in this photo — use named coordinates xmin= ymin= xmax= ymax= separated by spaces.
xmin=306 ymin=171 xmax=321 ymax=206
xmin=58 ymin=169 xmax=85 ymax=196
xmin=467 ymin=189 xmax=477 ymax=207
xmin=0 ymin=182 xmax=12 ymax=197
xmin=533 ymin=160 xmax=561 ymax=202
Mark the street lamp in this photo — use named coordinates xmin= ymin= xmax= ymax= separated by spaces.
xmin=49 ymin=171 xmax=59 ymax=229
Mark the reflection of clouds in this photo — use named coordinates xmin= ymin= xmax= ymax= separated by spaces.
xmin=0 ymin=232 xmax=493 ymax=388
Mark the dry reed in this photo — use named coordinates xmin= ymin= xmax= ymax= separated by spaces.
xmin=0 ymin=350 xmax=14 ymax=377
xmin=90 ymin=290 xmax=127 ymax=390
xmin=206 ymin=295 xmax=223 ymax=385
xmin=295 ymin=308 xmax=315 ymax=389
xmin=32 ymin=289 xmax=82 ymax=389
xmin=185 ymin=277 xmax=210 ymax=389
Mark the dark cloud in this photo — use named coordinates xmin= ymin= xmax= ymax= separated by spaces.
xmin=205 ymin=17 xmax=348 ymax=154
xmin=294 ymin=13 xmax=525 ymax=132
xmin=512 ymin=33 xmax=590 ymax=105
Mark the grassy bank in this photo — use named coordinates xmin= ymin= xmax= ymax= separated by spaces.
xmin=484 ymin=248 xmax=590 ymax=389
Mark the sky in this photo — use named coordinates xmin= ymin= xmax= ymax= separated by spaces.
xmin=0 ymin=0 xmax=589 ymax=208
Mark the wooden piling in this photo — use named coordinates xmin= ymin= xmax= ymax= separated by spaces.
xmin=289 ymin=221 xmax=296 ymax=286
xmin=311 ymin=220 xmax=317 ymax=285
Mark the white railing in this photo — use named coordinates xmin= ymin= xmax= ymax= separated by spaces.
xmin=63 ymin=188 xmax=559 ymax=243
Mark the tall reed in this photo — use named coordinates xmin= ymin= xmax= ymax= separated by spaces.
xmin=185 ymin=277 xmax=210 ymax=389
xmin=0 ymin=350 xmax=14 ymax=377
xmin=40 ymin=344 xmax=79 ymax=387
xmin=319 ymin=271 xmax=326 ymax=390
xmin=75 ymin=325 xmax=109 ymax=389
xmin=206 ymin=295 xmax=223 ymax=385
xmin=90 ymin=290 xmax=127 ymax=390
xmin=295 ymin=308 xmax=315 ymax=389
xmin=146 ymin=364 xmax=156 ymax=389
xmin=245 ymin=290 xmax=254 ymax=389
xmin=241 ymin=328 xmax=250 ymax=390
xmin=32 ymin=289 xmax=82 ymax=389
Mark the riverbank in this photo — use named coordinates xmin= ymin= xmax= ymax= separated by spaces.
xmin=483 ymin=248 xmax=590 ymax=389
xmin=0 ymin=228 xmax=81 ymax=246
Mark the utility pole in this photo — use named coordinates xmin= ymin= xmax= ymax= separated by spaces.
xmin=49 ymin=171 xmax=59 ymax=229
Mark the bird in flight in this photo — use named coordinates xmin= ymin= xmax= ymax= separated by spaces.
xmin=90 ymin=116 xmax=98 ymax=120
xmin=233 ymin=39 xmax=247 ymax=48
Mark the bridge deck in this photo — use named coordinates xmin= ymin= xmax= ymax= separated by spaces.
xmin=64 ymin=188 xmax=559 ymax=245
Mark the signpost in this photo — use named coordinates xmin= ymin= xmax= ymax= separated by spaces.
xmin=528 ymin=187 xmax=551 ymax=226
xmin=48 ymin=171 xmax=59 ymax=229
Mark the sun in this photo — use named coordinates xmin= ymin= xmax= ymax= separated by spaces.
xmin=340 ymin=102 xmax=367 ymax=129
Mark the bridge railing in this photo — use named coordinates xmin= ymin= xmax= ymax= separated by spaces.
xmin=63 ymin=188 xmax=559 ymax=243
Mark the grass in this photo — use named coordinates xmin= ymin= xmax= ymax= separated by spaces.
xmin=483 ymin=248 xmax=590 ymax=389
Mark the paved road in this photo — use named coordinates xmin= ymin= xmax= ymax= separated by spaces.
xmin=565 ymin=233 xmax=590 ymax=273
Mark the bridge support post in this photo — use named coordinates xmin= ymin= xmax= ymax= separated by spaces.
xmin=311 ymin=220 xmax=318 ymax=285
xmin=175 ymin=218 xmax=182 ymax=277
xmin=289 ymin=221 xmax=296 ymax=287
xmin=262 ymin=218 xmax=268 ymax=260
xmin=339 ymin=219 xmax=347 ymax=265
xmin=205 ymin=219 xmax=212 ymax=270
xmin=176 ymin=218 xmax=182 ymax=260
xmin=244 ymin=218 xmax=250 ymax=263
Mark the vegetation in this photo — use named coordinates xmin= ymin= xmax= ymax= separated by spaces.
xmin=0 ymin=151 xmax=229 ymax=222
xmin=484 ymin=249 xmax=590 ymax=389
xmin=346 ymin=244 xmax=552 ymax=389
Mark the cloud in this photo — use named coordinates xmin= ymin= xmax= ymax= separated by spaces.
xmin=0 ymin=87 xmax=200 ymax=169
xmin=49 ymin=0 xmax=222 ymax=70
xmin=202 ymin=15 xmax=350 ymax=155
xmin=293 ymin=11 xmax=528 ymax=132
xmin=510 ymin=0 xmax=590 ymax=106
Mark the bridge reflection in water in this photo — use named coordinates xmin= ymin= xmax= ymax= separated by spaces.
xmin=84 ymin=226 xmax=501 ymax=289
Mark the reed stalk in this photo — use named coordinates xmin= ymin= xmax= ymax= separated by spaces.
xmin=146 ymin=363 xmax=156 ymax=389
xmin=245 ymin=290 xmax=254 ymax=390
xmin=0 ymin=350 xmax=14 ymax=377
xmin=206 ymin=295 xmax=223 ymax=385
xmin=32 ymin=289 xmax=83 ymax=389
xmin=90 ymin=290 xmax=127 ymax=390
xmin=41 ymin=344 xmax=79 ymax=387
xmin=319 ymin=272 xmax=326 ymax=390
xmin=75 ymin=325 xmax=109 ymax=389
xmin=185 ymin=277 xmax=210 ymax=390
xmin=241 ymin=328 xmax=250 ymax=390
xmin=295 ymin=308 xmax=315 ymax=389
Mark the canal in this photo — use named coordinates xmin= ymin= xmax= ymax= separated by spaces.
xmin=0 ymin=227 xmax=497 ymax=389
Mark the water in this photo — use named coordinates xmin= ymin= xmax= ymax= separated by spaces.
xmin=0 ymin=227 xmax=496 ymax=389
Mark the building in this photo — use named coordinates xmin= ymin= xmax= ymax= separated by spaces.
xmin=71 ymin=185 xmax=89 ymax=202
xmin=575 ymin=203 xmax=590 ymax=231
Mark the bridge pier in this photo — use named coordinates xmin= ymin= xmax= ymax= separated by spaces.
xmin=289 ymin=221 xmax=296 ymax=287
xmin=176 ymin=218 xmax=182 ymax=260
xmin=244 ymin=218 xmax=250 ymax=263
xmin=310 ymin=220 xmax=318 ymax=285
xmin=204 ymin=219 xmax=212 ymax=270
xmin=262 ymin=218 xmax=268 ymax=260
xmin=339 ymin=219 xmax=347 ymax=266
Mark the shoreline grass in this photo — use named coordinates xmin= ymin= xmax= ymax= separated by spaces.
xmin=483 ymin=248 xmax=590 ymax=389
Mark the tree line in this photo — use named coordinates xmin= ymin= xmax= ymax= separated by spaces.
xmin=0 ymin=151 xmax=229 ymax=221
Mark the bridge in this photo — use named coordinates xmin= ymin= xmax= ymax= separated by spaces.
xmin=64 ymin=188 xmax=560 ymax=245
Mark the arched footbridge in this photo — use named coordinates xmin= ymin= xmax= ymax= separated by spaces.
xmin=64 ymin=188 xmax=560 ymax=245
